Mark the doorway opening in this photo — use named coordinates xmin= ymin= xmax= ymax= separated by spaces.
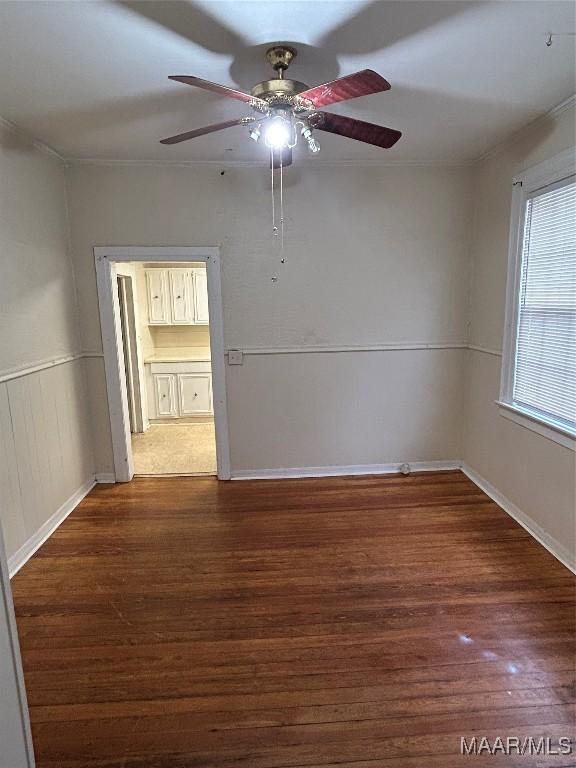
xmin=95 ymin=247 xmax=230 ymax=481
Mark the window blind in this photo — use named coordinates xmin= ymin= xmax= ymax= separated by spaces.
xmin=513 ymin=174 xmax=576 ymax=433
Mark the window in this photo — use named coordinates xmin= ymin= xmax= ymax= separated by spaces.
xmin=500 ymin=148 xmax=576 ymax=448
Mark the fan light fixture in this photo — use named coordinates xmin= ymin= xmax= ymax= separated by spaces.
xmin=263 ymin=116 xmax=292 ymax=149
xmin=160 ymin=45 xmax=402 ymax=279
xmin=160 ymin=45 xmax=402 ymax=164
xmin=248 ymin=124 xmax=261 ymax=142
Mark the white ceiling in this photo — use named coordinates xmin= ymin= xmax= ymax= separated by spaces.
xmin=0 ymin=0 xmax=574 ymax=164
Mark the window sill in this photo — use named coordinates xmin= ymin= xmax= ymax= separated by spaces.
xmin=496 ymin=401 xmax=576 ymax=451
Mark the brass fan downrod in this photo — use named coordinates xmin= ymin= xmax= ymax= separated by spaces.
xmin=265 ymin=46 xmax=297 ymax=79
xmin=251 ymin=46 xmax=308 ymax=102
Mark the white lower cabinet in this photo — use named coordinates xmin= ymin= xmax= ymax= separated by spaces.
xmin=178 ymin=373 xmax=212 ymax=415
xmin=154 ymin=374 xmax=177 ymax=417
xmin=147 ymin=362 xmax=213 ymax=419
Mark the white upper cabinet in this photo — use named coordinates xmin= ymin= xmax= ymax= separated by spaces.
xmin=193 ymin=268 xmax=209 ymax=324
xmin=146 ymin=270 xmax=169 ymax=324
xmin=145 ymin=268 xmax=209 ymax=325
xmin=169 ymin=269 xmax=194 ymax=324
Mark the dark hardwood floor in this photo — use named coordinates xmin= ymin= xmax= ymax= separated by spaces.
xmin=11 ymin=471 xmax=576 ymax=767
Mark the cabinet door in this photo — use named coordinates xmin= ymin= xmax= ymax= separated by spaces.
xmin=154 ymin=374 xmax=177 ymax=417
xmin=193 ymin=268 xmax=209 ymax=324
xmin=177 ymin=374 xmax=212 ymax=415
xmin=169 ymin=269 xmax=194 ymax=324
xmin=146 ymin=270 xmax=169 ymax=324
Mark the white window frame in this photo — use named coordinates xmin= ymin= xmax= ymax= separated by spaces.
xmin=499 ymin=147 xmax=576 ymax=451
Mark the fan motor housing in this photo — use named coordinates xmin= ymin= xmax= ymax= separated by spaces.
xmin=251 ymin=78 xmax=309 ymax=101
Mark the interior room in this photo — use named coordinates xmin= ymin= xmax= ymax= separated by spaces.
xmin=118 ymin=261 xmax=217 ymax=475
xmin=0 ymin=2 xmax=574 ymax=767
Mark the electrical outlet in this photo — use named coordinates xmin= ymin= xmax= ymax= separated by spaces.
xmin=228 ymin=350 xmax=243 ymax=365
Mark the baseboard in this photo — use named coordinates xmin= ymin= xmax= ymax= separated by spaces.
xmin=231 ymin=460 xmax=462 ymax=481
xmin=95 ymin=473 xmax=116 ymax=483
xmin=9 ymin=463 xmax=571 ymax=576
xmin=461 ymin=464 xmax=576 ymax=574
xmin=8 ymin=477 xmax=96 ymax=578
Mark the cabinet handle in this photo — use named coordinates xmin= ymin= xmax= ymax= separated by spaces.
xmin=153 ymin=295 xmax=159 ymax=299
xmin=162 ymin=394 xmax=166 ymax=398
xmin=193 ymin=393 xmax=198 ymax=398
xmin=177 ymin=295 xmax=182 ymax=299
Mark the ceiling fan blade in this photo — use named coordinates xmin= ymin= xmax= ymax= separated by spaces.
xmin=298 ymin=70 xmax=390 ymax=108
xmin=160 ymin=117 xmax=255 ymax=145
xmin=168 ymin=75 xmax=266 ymax=108
xmin=314 ymin=112 xmax=401 ymax=149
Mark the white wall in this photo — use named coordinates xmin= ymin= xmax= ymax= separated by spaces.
xmin=0 ymin=120 xmax=94 ymax=563
xmin=150 ymin=325 xmax=211 ymax=349
xmin=463 ymin=102 xmax=576 ymax=561
xmin=66 ymin=163 xmax=473 ymax=474
xmin=0 ymin=117 xmax=96 ymax=767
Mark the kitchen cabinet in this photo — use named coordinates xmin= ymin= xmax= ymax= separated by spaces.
xmin=178 ymin=373 xmax=212 ymax=415
xmin=192 ymin=268 xmax=209 ymax=324
xmin=145 ymin=268 xmax=209 ymax=325
xmin=147 ymin=361 xmax=213 ymax=418
xmin=153 ymin=373 xmax=177 ymax=417
xmin=169 ymin=269 xmax=194 ymax=324
xmin=145 ymin=269 xmax=169 ymax=324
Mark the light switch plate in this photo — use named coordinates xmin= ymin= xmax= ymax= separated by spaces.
xmin=228 ymin=350 xmax=243 ymax=365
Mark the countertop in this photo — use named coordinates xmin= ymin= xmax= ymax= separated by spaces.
xmin=144 ymin=347 xmax=211 ymax=363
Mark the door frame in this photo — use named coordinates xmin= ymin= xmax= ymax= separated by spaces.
xmin=116 ymin=273 xmax=144 ymax=433
xmin=94 ymin=246 xmax=231 ymax=481
xmin=0 ymin=521 xmax=35 ymax=767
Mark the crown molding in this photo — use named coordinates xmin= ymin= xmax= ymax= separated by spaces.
xmin=472 ymin=93 xmax=576 ymax=166
xmin=0 ymin=114 xmax=64 ymax=162
xmin=4 ymin=94 xmax=573 ymax=171
xmin=65 ymin=156 xmax=473 ymax=169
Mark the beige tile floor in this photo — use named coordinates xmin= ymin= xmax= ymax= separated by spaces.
xmin=131 ymin=422 xmax=217 ymax=475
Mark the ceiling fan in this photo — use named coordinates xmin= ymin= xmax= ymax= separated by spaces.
xmin=160 ymin=45 xmax=402 ymax=166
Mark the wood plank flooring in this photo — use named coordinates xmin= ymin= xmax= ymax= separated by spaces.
xmin=10 ymin=471 xmax=576 ymax=767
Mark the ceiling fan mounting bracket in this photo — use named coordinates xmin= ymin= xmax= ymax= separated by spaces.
xmin=265 ymin=46 xmax=297 ymax=76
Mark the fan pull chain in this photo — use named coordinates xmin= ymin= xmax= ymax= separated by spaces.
xmin=279 ymin=153 xmax=285 ymax=260
xmin=270 ymin=149 xmax=277 ymax=238
xmin=270 ymin=149 xmax=288 ymax=282
xmin=270 ymin=149 xmax=278 ymax=283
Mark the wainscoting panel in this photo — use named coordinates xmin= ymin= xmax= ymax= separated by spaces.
xmin=0 ymin=358 xmax=95 ymax=565
xmin=0 ymin=384 xmax=26 ymax=558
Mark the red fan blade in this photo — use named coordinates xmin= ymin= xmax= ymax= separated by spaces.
xmin=160 ymin=117 xmax=255 ymax=145
xmin=314 ymin=112 xmax=401 ymax=149
xmin=298 ymin=70 xmax=390 ymax=108
xmin=168 ymin=75 xmax=266 ymax=108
